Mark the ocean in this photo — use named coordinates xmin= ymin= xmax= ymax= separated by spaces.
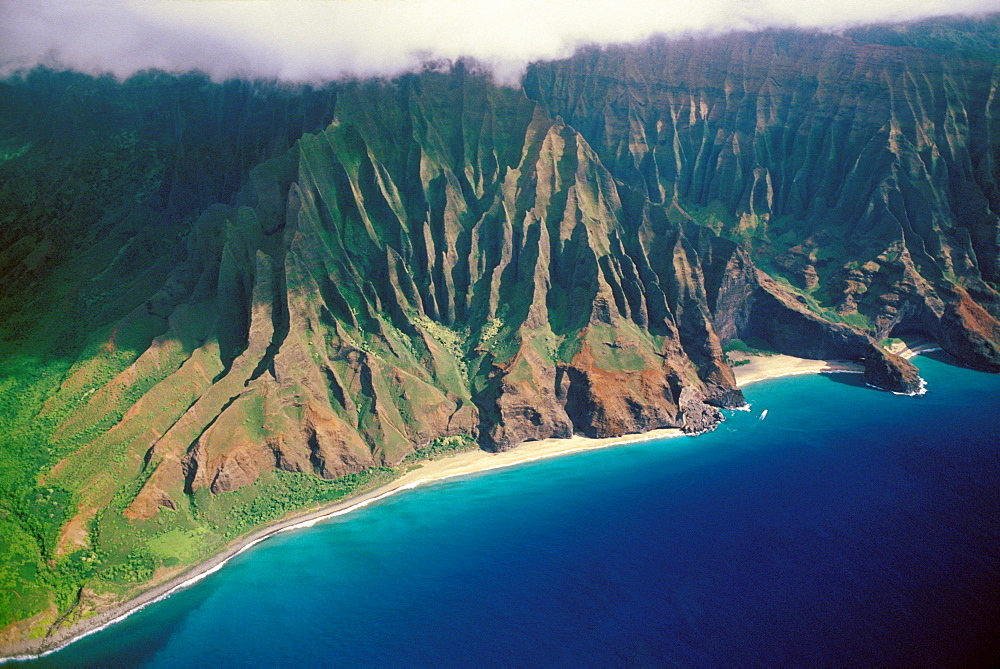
xmin=24 ymin=353 xmax=1000 ymax=666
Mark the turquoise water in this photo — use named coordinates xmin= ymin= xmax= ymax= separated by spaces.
xmin=25 ymin=354 xmax=1000 ymax=666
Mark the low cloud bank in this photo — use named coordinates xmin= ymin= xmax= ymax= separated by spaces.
xmin=2 ymin=0 xmax=999 ymax=83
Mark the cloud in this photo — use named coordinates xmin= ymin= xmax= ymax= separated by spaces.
xmin=2 ymin=0 xmax=999 ymax=84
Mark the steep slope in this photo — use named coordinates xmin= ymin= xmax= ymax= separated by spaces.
xmin=0 ymin=66 xmax=751 ymax=645
xmin=108 ymin=69 xmax=753 ymax=525
xmin=2 ymin=20 xmax=999 ymax=649
xmin=524 ymin=29 xmax=1000 ymax=371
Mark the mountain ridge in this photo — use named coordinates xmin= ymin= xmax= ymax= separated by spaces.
xmin=0 ymin=19 xmax=998 ymax=649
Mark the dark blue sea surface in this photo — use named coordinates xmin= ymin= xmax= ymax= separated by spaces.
xmin=26 ymin=355 xmax=1000 ymax=666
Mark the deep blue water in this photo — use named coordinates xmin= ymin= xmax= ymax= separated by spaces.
xmin=26 ymin=355 xmax=1000 ymax=667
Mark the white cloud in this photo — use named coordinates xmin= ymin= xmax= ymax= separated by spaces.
xmin=2 ymin=0 xmax=999 ymax=83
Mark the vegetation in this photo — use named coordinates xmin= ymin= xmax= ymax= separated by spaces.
xmin=722 ymin=338 xmax=773 ymax=356
xmin=401 ymin=435 xmax=478 ymax=465
xmin=0 ymin=70 xmax=346 ymax=635
xmin=0 ymin=343 xmax=477 ymax=630
xmin=197 ymin=468 xmax=399 ymax=540
xmin=722 ymin=338 xmax=774 ymax=367
xmin=846 ymin=15 xmax=1000 ymax=62
xmin=3 ymin=17 xmax=1000 ymax=647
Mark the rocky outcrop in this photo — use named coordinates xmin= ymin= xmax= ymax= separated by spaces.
xmin=699 ymin=237 xmax=923 ymax=393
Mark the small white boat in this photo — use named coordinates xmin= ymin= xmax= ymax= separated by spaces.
xmin=759 ymin=409 xmax=768 ymax=421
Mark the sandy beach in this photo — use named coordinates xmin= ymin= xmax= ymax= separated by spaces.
xmin=731 ymin=353 xmax=863 ymax=387
xmin=0 ymin=347 xmax=925 ymax=662
xmin=884 ymin=338 xmax=941 ymax=360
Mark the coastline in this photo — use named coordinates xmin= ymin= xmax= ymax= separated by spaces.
xmin=0 ymin=346 xmax=927 ymax=663
xmin=731 ymin=353 xmax=863 ymax=387
xmin=0 ymin=428 xmax=686 ymax=663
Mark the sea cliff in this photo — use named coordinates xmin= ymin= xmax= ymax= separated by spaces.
xmin=1 ymin=17 xmax=998 ymax=651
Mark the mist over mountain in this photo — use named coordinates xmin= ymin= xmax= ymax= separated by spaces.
xmin=1 ymin=11 xmax=999 ymax=657
xmin=3 ymin=0 xmax=1000 ymax=82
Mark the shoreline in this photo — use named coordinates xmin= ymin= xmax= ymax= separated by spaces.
xmin=0 ymin=346 xmax=929 ymax=663
xmin=0 ymin=428 xmax=686 ymax=663
xmin=731 ymin=353 xmax=864 ymax=387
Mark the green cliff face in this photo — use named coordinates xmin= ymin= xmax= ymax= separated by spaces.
xmin=1 ymin=20 xmax=999 ymax=648
xmin=524 ymin=27 xmax=1000 ymax=369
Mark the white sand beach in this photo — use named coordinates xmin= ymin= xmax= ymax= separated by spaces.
xmin=731 ymin=353 xmax=863 ymax=387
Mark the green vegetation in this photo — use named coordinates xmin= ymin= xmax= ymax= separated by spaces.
xmin=3 ymin=18 xmax=1000 ymax=648
xmin=478 ymin=317 xmax=503 ymax=345
xmin=0 ymin=70 xmax=363 ymax=635
xmin=847 ymin=15 xmax=1000 ymax=62
xmin=196 ymin=468 xmax=399 ymax=540
xmin=401 ymin=435 xmax=478 ymax=465
xmin=723 ymin=338 xmax=774 ymax=367
xmin=0 ymin=342 xmax=477 ymax=629
xmin=880 ymin=337 xmax=905 ymax=350
xmin=722 ymin=338 xmax=772 ymax=356
xmin=412 ymin=314 xmax=470 ymax=377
